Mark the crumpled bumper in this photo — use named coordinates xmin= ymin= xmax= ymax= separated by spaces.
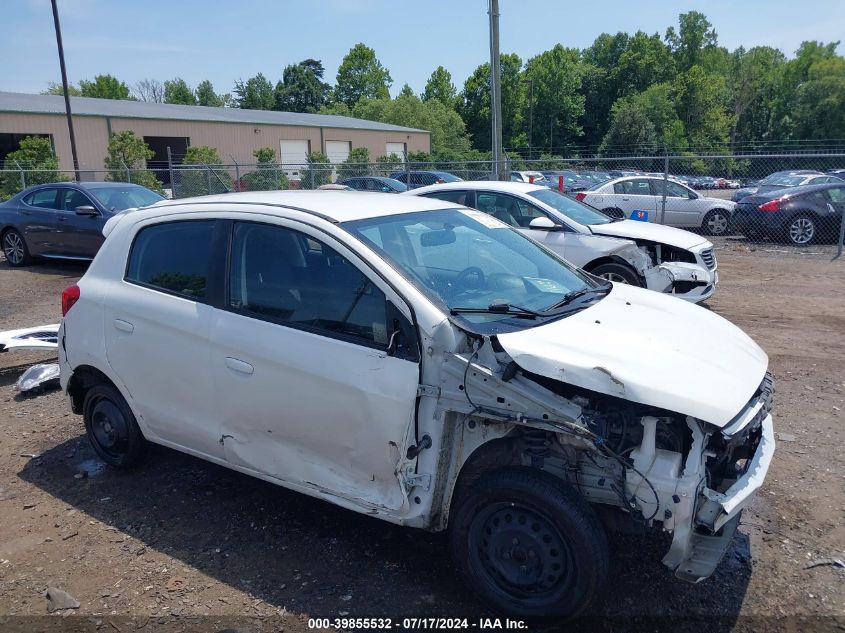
xmin=644 ymin=261 xmax=718 ymax=303
xmin=663 ymin=414 xmax=775 ymax=582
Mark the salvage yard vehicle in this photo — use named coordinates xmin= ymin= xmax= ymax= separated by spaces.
xmin=408 ymin=181 xmax=718 ymax=302
xmin=577 ymin=176 xmax=735 ymax=236
xmin=0 ymin=182 xmax=164 ymax=266
xmin=59 ymin=191 xmax=775 ymax=620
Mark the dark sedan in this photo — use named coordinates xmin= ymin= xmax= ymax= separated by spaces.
xmin=732 ymin=182 xmax=845 ymax=245
xmin=339 ymin=176 xmax=407 ymax=193
xmin=731 ymin=171 xmax=841 ymax=202
xmin=1 ymin=182 xmax=164 ymax=266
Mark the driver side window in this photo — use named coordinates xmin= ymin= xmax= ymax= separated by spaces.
xmin=228 ymin=222 xmax=390 ymax=347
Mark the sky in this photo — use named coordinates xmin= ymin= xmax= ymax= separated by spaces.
xmin=3 ymin=0 xmax=844 ymax=99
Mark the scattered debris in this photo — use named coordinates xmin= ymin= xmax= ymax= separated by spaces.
xmin=804 ymin=559 xmax=845 ymax=571
xmin=0 ymin=324 xmax=60 ymax=353
xmin=61 ymin=531 xmax=79 ymax=541
xmin=165 ymin=577 xmax=187 ymax=592
xmin=16 ymin=363 xmax=60 ymax=393
xmin=776 ymin=432 xmax=796 ymax=442
xmin=45 ymin=587 xmax=80 ymax=612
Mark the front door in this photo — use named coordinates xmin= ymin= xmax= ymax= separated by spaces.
xmin=58 ymin=188 xmax=107 ymax=257
xmin=652 ymin=179 xmax=699 ymax=227
xmin=209 ymin=220 xmax=420 ymax=511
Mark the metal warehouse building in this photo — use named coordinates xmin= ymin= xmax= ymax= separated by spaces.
xmin=0 ymin=91 xmax=430 ymax=176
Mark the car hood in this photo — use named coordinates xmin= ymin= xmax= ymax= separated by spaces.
xmin=589 ymin=220 xmax=710 ymax=250
xmin=496 ymin=284 xmax=767 ymax=427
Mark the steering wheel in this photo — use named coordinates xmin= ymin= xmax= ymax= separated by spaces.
xmin=454 ymin=266 xmax=486 ymax=291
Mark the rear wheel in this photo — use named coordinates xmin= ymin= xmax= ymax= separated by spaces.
xmin=603 ymin=207 xmax=624 ymax=220
xmin=2 ymin=229 xmax=30 ymax=266
xmin=702 ymin=209 xmax=730 ymax=236
xmin=450 ymin=467 xmax=608 ymax=620
xmin=590 ymin=262 xmax=641 ymax=286
xmin=786 ymin=214 xmax=816 ymax=245
xmin=83 ymin=384 xmax=148 ymax=468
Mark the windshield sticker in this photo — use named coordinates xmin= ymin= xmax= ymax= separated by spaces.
xmin=459 ymin=209 xmax=508 ymax=228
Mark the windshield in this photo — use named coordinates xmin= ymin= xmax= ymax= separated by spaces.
xmin=761 ymin=174 xmax=812 ymax=187
xmin=342 ymin=208 xmax=605 ymax=334
xmin=382 ymin=178 xmax=408 ymax=192
xmin=528 ymin=188 xmax=612 ymax=226
xmin=90 ymin=186 xmax=164 ymax=211
xmin=437 ymin=172 xmax=463 ymax=183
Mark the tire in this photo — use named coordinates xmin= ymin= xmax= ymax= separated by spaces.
xmin=702 ymin=209 xmax=730 ymax=236
xmin=2 ymin=229 xmax=31 ymax=267
xmin=83 ymin=383 xmax=148 ymax=468
xmin=786 ymin=213 xmax=817 ymax=246
xmin=449 ymin=467 xmax=608 ymax=621
xmin=603 ymin=207 xmax=624 ymax=220
xmin=589 ymin=262 xmax=641 ymax=286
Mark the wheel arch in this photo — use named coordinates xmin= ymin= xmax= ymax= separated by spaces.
xmin=67 ymin=364 xmax=124 ymax=415
xmin=583 ymin=255 xmax=643 ymax=284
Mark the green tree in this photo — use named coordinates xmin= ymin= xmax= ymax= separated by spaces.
xmin=274 ymin=59 xmax=331 ymax=112
xmin=241 ymin=147 xmax=289 ymax=191
xmin=458 ymin=53 xmax=525 ymax=152
xmin=234 ymin=73 xmax=275 ymax=110
xmin=673 ymin=66 xmax=732 ymax=151
xmin=665 ymin=11 xmax=718 ymax=72
xmin=422 ymin=66 xmax=457 ymax=107
xmin=336 ymin=147 xmax=371 ymax=180
xmin=793 ymin=57 xmax=845 ymax=140
xmin=180 ymin=145 xmax=232 ymax=195
xmin=599 ymin=100 xmax=658 ymax=155
xmin=79 ymin=74 xmax=133 ymax=100
xmin=195 ymin=80 xmax=224 ymax=107
xmin=43 ymin=82 xmax=81 ymax=96
xmin=334 ymin=43 xmax=392 ymax=107
xmin=522 ymin=45 xmax=585 ymax=152
xmin=1 ymin=136 xmax=65 ymax=199
xmin=164 ymin=78 xmax=197 ymax=105
xmin=300 ymin=151 xmax=332 ymax=189
xmin=104 ymin=131 xmax=162 ymax=192
xmin=614 ymin=31 xmax=676 ymax=96
xmin=727 ymin=46 xmax=786 ymax=148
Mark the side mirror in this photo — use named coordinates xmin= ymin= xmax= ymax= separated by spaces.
xmin=528 ymin=216 xmax=559 ymax=231
xmin=688 ymin=191 xmax=698 ymax=200
xmin=382 ymin=186 xmax=391 ymax=193
xmin=74 ymin=205 xmax=99 ymax=216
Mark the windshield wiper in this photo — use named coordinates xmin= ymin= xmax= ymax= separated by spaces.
xmin=449 ymin=302 xmax=544 ymax=319
xmin=545 ymin=283 xmax=609 ymax=311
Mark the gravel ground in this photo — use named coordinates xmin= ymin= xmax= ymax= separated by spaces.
xmin=0 ymin=248 xmax=843 ymax=633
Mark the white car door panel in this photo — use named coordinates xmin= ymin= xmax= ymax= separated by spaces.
xmin=104 ymin=220 xmax=223 ymax=459
xmin=210 ymin=221 xmax=419 ymax=511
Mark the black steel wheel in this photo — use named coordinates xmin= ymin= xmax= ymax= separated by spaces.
xmin=83 ymin=383 xmax=148 ymax=468
xmin=450 ymin=467 xmax=607 ymax=620
xmin=2 ymin=229 xmax=30 ymax=266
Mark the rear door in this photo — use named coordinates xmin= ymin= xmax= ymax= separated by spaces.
xmin=104 ymin=219 xmax=224 ymax=459
xmin=209 ymin=219 xmax=420 ymax=511
xmin=19 ymin=187 xmax=62 ymax=256
xmin=614 ymin=179 xmax=657 ymax=221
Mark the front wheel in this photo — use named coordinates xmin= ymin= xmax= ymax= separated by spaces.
xmin=449 ymin=467 xmax=608 ymax=620
xmin=2 ymin=229 xmax=31 ymax=266
xmin=589 ymin=262 xmax=641 ymax=286
xmin=703 ymin=209 xmax=730 ymax=236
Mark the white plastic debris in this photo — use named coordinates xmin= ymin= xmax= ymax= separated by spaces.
xmin=16 ymin=363 xmax=60 ymax=393
xmin=0 ymin=324 xmax=60 ymax=353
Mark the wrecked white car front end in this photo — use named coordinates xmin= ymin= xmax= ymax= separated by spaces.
xmin=431 ymin=283 xmax=774 ymax=582
xmin=591 ymin=221 xmax=718 ymax=303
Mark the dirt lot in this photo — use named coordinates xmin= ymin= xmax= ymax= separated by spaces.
xmin=0 ymin=247 xmax=843 ymax=633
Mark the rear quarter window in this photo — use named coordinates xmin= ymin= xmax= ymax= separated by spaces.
xmin=125 ymin=220 xmax=215 ymax=301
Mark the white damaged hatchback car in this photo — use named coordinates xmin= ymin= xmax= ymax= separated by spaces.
xmin=59 ymin=191 xmax=775 ymax=620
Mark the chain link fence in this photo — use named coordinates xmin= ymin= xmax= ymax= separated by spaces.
xmin=2 ymin=152 xmax=843 ymax=258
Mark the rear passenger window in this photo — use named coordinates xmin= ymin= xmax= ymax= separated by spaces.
xmin=228 ymin=222 xmax=389 ymax=347
xmin=126 ymin=221 xmax=215 ymax=301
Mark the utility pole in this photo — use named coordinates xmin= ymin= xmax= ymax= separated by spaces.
xmin=522 ymin=79 xmax=534 ymax=158
xmin=51 ymin=0 xmax=80 ymax=182
xmin=488 ymin=0 xmax=503 ymax=180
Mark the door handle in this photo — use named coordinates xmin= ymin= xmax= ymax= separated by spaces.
xmin=113 ymin=319 xmax=134 ymax=333
xmin=622 ymin=197 xmax=630 ymax=201
xmin=225 ymin=357 xmax=254 ymax=375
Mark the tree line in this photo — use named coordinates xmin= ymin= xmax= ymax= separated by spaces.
xmin=40 ymin=11 xmax=845 ymax=161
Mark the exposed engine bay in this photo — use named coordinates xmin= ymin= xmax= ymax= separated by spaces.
xmin=434 ymin=335 xmax=775 ymax=582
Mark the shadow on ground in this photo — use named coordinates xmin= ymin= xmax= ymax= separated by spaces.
xmin=18 ymin=434 xmax=751 ymax=631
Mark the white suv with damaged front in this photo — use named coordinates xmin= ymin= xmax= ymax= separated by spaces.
xmin=59 ymin=191 xmax=775 ymax=621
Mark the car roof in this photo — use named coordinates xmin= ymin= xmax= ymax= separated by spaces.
xmin=410 ymin=181 xmax=546 ymax=195
xmin=744 ymin=181 xmax=843 ymax=200
xmin=145 ymin=190 xmax=454 ymax=222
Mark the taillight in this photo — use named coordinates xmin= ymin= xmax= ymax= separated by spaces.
xmin=62 ymin=284 xmax=80 ymax=316
xmin=758 ymin=198 xmax=784 ymax=212
xmin=575 ymin=192 xmax=587 ymax=202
